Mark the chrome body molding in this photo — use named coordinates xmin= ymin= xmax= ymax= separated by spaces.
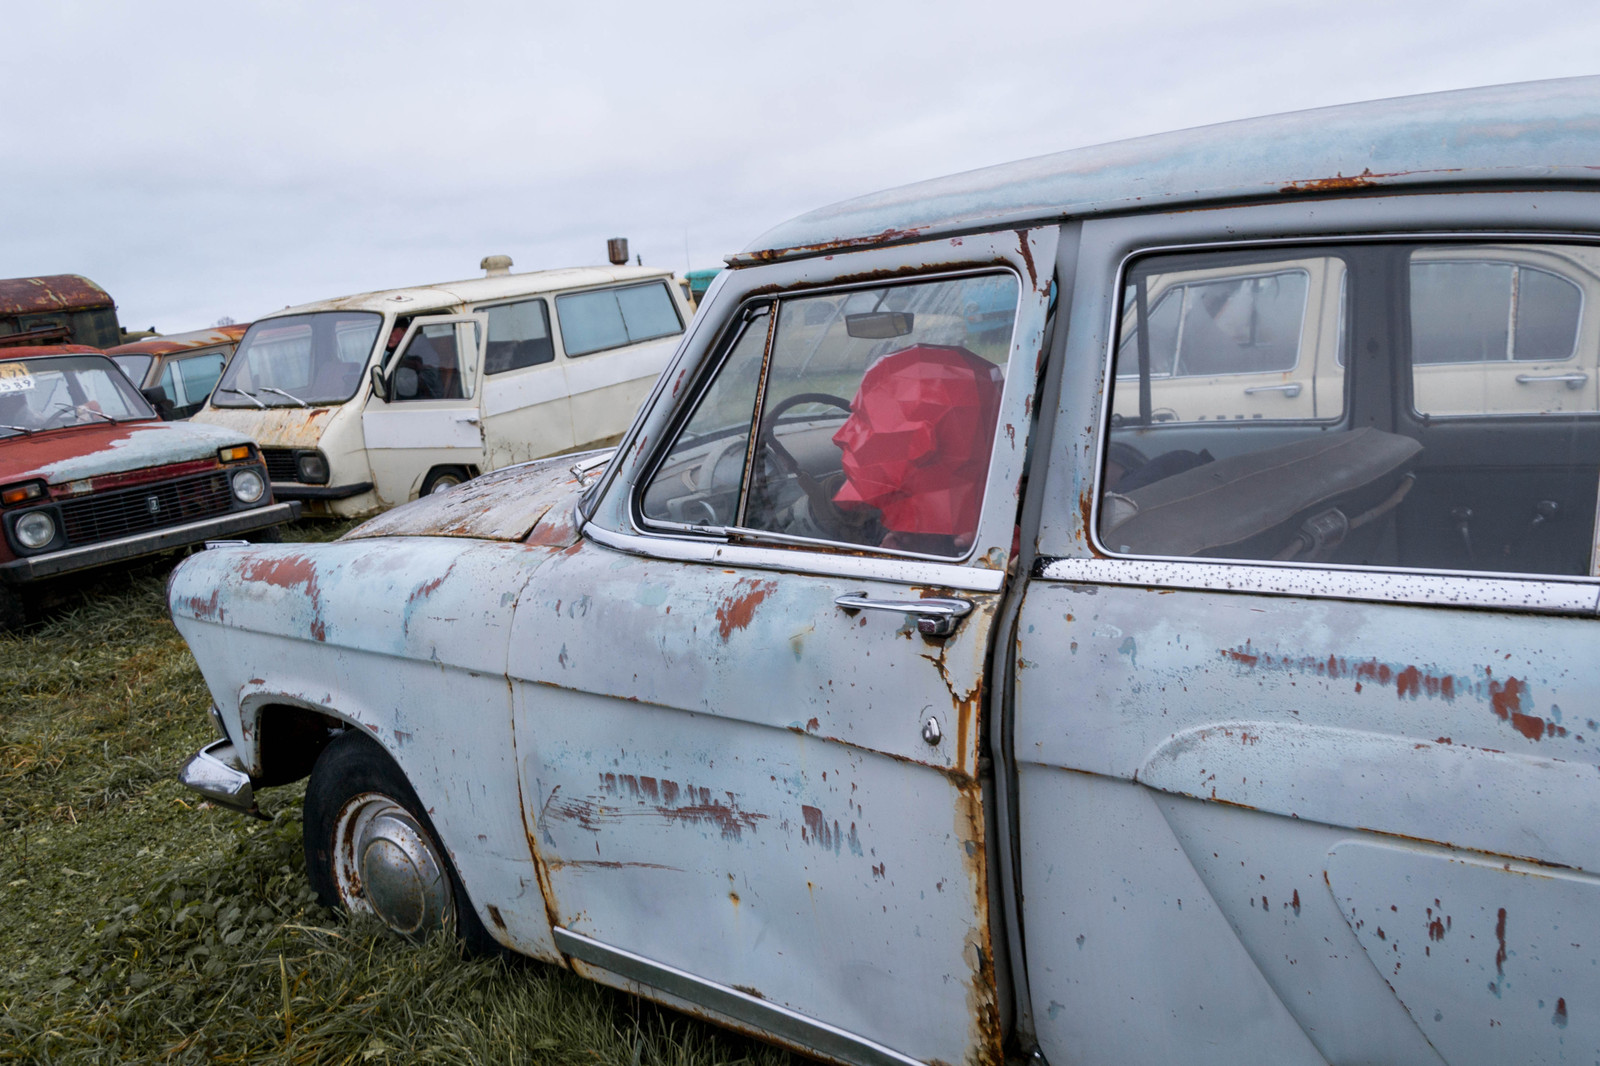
xmin=582 ymin=521 xmax=1007 ymax=592
xmin=552 ymin=927 xmax=927 ymax=1066
xmin=1036 ymin=556 xmax=1600 ymax=614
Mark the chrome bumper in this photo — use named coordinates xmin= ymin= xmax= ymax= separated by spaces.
xmin=178 ymin=738 xmax=268 ymax=820
xmin=0 ymin=501 xmax=301 ymax=583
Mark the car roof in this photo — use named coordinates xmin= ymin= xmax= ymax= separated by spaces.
xmin=105 ymin=323 xmax=249 ymax=357
xmin=0 ymin=276 xmax=113 ymax=315
xmin=261 ymin=265 xmax=679 ymax=319
xmin=735 ymin=76 xmax=1600 ymax=265
xmin=0 ymin=344 xmax=105 ymax=361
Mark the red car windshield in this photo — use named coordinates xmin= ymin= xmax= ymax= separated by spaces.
xmin=0 ymin=355 xmax=156 ymax=438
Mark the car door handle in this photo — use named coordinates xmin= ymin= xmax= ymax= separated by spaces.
xmin=1515 ymin=372 xmax=1588 ymax=390
xmin=834 ymin=594 xmax=973 ymax=636
xmin=1243 ymin=383 xmax=1302 ymax=397
xmin=453 ymin=412 xmax=481 ymax=423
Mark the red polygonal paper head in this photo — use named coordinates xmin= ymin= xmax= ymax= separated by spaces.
xmin=832 ymin=344 xmax=1005 ymax=539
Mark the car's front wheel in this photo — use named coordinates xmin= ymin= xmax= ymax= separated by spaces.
xmin=303 ymin=730 xmax=498 ymax=952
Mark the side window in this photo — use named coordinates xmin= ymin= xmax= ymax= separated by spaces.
xmin=1112 ymin=258 xmax=1341 ymax=424
xmin=1411 ymin=249 xmax=1591 ymax=417
xmin=641 ymin=273 xmax=1019 ymax=558
xmin=556 ymin=282 xmax=684 ymax=357
xmin=175 ymin=351 xmax=226 ymax=405
xmin=156 ymin=361 xmax=184 ymax=407
xmin=390 ymin=322 xmax=474 ymax=402
xmin=1101 ymin=242 xmax=1600 ymax=578
xmin=481 ymin=299 xmax=553 ymax=374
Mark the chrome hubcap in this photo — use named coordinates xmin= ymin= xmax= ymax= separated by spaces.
xmin=331 ymin=793 xmax=454 ymax=937
xmin=428 ymin=476 xmax=462 ymax=495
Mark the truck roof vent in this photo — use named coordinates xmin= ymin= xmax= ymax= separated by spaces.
xmin=480 ymin=255 xmax=513 ymax=277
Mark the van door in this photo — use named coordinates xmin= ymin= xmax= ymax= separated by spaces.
xmin=474 ymin=297 xmax=578 ymax=470
xmin=361 ymin=314 xmax=486 ymax=505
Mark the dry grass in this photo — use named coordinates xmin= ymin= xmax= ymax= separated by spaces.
xmin=0 ymin=528 xmax=794 ymax=1066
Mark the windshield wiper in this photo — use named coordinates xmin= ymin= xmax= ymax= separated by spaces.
xmin=259 ymin=386 xmax=308 ymax=408
xmin=217 ymin=387 xmax=266 ymax=409
xmin=0 ymin=423 xmax=32 ymax=435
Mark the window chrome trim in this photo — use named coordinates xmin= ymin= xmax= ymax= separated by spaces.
xmin=1092 ymin=229 xmax=1600 ymax=571
xmin=585 ymin=520 xmax=1006 ymax=591
xmin=1037 ymin=556 xmax=1599 ymax=615
xmin=553 ymin=927 xmax=926 ymax=1066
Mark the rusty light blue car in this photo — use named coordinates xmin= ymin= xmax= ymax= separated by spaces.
xmin=172 ymin=77 xmax=1600 ymax=1066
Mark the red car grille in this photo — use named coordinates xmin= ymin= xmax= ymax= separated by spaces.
xmin=59 ymin=470 xmax=234 ymax=546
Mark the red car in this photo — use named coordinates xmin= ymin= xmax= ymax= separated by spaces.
xmin=0 ymin=345 xmax=298 ymax=629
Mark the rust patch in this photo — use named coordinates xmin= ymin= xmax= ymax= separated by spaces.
xmin=731 ymin=983 xmax=764 ymax=1000
xmin=409 ymin=573 xmax=448 ymax=602
xmin=1279 ymin=167 xmax=1405 ymax=193
xmin=548 ymin=775 xmax=771 ymax=842
xmin=1495 ymin=907 xmax=1508 ymax=979
xmin=715 ymin=578 xmax=776 ymax=641
xmin=659 ymin=787 xmax=768 ymax=841
xmin=0 ymin=275 xmax=112 ymax=316
xmin=800 ymin=805 xmax=841 ymax=852
xmin=239 ymin=552 xmax=326 ymax=641
xmin=184 ymin=588 xmax=223 ymax=622
xmin=1014 ymin=229 xmax=1038 ymax=289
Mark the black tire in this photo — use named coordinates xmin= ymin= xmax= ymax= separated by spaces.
xmin=0 ymin=586 xmax=25 ymax=634
xmin=303 ymin=730 xmax=500 ymax=955
xmin=420 ymin=466 xmax=470 ymax=496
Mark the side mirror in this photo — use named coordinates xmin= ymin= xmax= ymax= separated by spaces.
xmin=369 ymin=364 xmax=390 ymax=402
xmin=141 ymin=386 xmax=176 ymax=420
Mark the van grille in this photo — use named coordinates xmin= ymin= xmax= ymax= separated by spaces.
xmin=262 ymin=448 xmax=300 ymax=483
xmin=59 ymin=470 xmax=235 ymax=546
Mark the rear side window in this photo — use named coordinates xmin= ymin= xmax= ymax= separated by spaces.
xmin=556 ymin=282 xmax=683 ymax=357
xmin=1102 ymin=242 xmax=1600 ymax=578
xmin=482 ymin=299 xmax=553 ymax=374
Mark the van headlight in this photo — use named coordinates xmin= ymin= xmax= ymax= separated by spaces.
xmin=231 ymin=469 xmax=266 ymax=504
xmin=296 ymin=451 xmax=329 ymax=484
xmin=15 ymin=510 xmax=56 ymax=549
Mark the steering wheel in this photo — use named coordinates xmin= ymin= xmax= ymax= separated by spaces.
xmin=751 ymin=392 xmax=866 ymax=540
xmin=757 ymin=392 xmax=854 ymax=473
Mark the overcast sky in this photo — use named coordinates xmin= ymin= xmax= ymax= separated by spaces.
xmin=5 ymin=0 xmax=1600 ymax=333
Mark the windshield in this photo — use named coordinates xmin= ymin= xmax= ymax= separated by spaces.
xmin=0 ymin=355 xmax=156 ymax=438
xmin=111 ymin=353 xmax=154 ymax=386
xmin=212 ymin=311 xmax=382 ymax=407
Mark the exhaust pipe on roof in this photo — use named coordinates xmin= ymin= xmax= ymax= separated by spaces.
xmin=607 ymin=238 xmax=629 ymax=266
xmin=481 ymin=255 xmax=513 ymax=277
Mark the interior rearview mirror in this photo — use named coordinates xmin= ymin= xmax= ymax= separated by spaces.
xmin=369 ymin=364 xmax=390 ymax=402
xmin=844 ymin=311 xmax=914 ymax=339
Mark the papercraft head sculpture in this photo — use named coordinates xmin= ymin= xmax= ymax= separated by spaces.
xmin=832 ymin=344 xmax=1004 ymax=540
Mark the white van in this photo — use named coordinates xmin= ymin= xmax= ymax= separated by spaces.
xmin=192 ymin=263 xmax=690 ymax=517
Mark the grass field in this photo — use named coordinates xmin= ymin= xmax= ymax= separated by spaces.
xmin=0 ymin=526 xmax=794 ymax=1066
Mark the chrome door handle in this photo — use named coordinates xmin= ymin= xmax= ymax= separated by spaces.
xmin=834 ymin=594 xmax=973 ymax=636
xmin=1515 ymin=372 xmax=1588 ymax=390
xmin=1243 ymin=383 xmax=1302 ymax=397
xmin=453 ymin=412 xmax=482 ymax=423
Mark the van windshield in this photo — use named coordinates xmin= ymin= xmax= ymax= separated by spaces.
xmin=212 ymin=312 xmax=381 ymax=407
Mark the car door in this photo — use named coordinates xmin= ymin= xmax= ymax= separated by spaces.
xmin=506 ymin=230 xmax=1056 ymax=1066
xmin=361 ymin=313 xmax=486 ymax=505
xmin=474 ymin=296 xmax=578 ymax=470
xmin=1017 ymin=203 xmax=1600 ymax=1066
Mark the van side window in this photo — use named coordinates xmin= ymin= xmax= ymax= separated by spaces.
xmin=164 ymin=351 xmax=226 ymax=408
xmin=556 ymin=282 xmax=683 ymax=358
xmin=1101 ymin=242 xmax=1600 ymax=578
xmin=640 ymin=273 xmax=1019 ymax=558
xmin=482 ymin=299 xmax=553 ymax=374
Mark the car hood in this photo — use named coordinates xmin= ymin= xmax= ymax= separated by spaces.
xmin=0 ymin=419 xmax=253 ymax=485
xmin=342 ymin=452 xmax=603 ymax=545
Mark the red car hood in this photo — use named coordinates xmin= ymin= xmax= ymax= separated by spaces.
xmin=0 ymin=420 xmax=254 ymax=485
